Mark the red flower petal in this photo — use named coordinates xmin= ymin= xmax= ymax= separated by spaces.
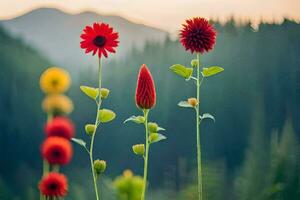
xmin=45 ymin=117 xmax=75 ymax=140
xmin=180 ymin=17 xmax=216 ymax=54
xmin=41 ymin=137 xmax=73 ymax=165
xmin=39 ymin=172 xmax=68 ymax=197
xmin=135 ymin=64 xmax=156 ymax=109
xmin=80 ymin=22 xmax=119 ymax=58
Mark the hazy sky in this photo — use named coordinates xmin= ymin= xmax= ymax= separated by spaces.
xmin=0 ymin=0 xmax=299 ymax=31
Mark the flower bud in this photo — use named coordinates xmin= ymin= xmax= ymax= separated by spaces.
xmin=135 ymin=64 xmax=156 ymax=109
xmin=123 ymin=169 xmax=133 ymax=178
xmin=149 ymin=133 xmax=159 ymax=143
xmin=191 ymin=59 xmax=199 ymax=68
xmin=148 ymin=122 xmax=158 ymax=133
xmin=132 ymin=144 xmax=145 ymax=156
xmin=100 ymin=88 xmax=110 ymax=99
xmin=188 ymin=98 xmax=198 ymax=107
xmin=94 ymin=159 xmax=106 ymax=174
xmin=85 ymin=124 xmax=95 ymax=136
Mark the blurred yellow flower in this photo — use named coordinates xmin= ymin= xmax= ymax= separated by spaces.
xmin=114 ymin=170 xmax=143 ymax=200
xmin=40 ymin=67 xmax=71 ymax=94
xmin=42 ymin=94 xmax=73 ymax=115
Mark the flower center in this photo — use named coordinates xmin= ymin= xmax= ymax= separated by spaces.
xmin=52 ymin=150 xmax=61 ymax=158
xmin=93 ymin=36 xmax=106 ymax=47
xmin=48 ymin=183 xmax=58 ymax=191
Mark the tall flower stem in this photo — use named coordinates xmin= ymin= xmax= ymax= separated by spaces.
xmin=196 ymin=53 xmax=203 ymax=200
xmin=141 ymin=109 xmax=149 ymax=200
xmin=89 ymin=58 xmax=102 ymax=200
xmin=41 ymin=112 xmax=53 ymax=200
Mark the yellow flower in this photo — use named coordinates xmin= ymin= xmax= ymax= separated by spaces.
xmin=40 ymin=67 xmax=71 ymax=94
xmin=42 ymin=94 xmax=73 ymax=115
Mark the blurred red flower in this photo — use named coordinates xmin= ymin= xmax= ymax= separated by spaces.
xmin=80 ymin=22 xmax=119 ymax=58
xmin=41 ymin=137 xmax=73 ymax=165
xmin=180 ymin=17 xmax=216 ymax=54
xmin=135 ymin=64 xmax=156 ymax=109
xmin=45 ymin=117 xmax=75 ymax=140
xmin=39 ymin=172 xmax=68 ymax=197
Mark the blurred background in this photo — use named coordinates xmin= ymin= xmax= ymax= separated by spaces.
xmin=0 ymin=0 xmax=299 ymax=199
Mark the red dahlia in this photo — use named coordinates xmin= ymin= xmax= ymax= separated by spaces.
xmin=135 ymin=64 xmax=156 ymax=109
xmin=41 ymin=137 xmax=73 ymax=165
xmin=80 ymin=22 xmax=119 ymax=58
xmin=45 ymin=117 xmax=75 ymax=140
xmin=180 ymin=17 xmax=216 ymax=54
xmin=39 ymin=172 xmax=68 ymax=197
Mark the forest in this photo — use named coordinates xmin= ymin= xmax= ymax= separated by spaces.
xmin=0 ymin=19 xmax=299 ymax=200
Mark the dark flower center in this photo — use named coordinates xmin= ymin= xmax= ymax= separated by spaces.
xmin=51 ymin=79 xmax=59 ymax=87
xmin=48 ymin=182 xmax=58 ymax=191
xmin=52 ymin=150 xmax=61 ymax=158
xmin=93 ymin=36 xmax=106 ymax=47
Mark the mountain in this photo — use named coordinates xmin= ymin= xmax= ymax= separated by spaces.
xmin=0 ymin=8 xmax=168 ymax=69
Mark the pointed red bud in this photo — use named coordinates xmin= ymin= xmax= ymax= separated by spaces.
xmin=135 ymin=64 xmax=156 ymax=109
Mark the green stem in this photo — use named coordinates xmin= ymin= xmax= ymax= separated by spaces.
xmin=141 ymin=109 xmax=150 ymax=200
xmin=196 ymin=53 xmax=203 ymax=200
xmin=89 ymin=58 xmax=102 ymax=200
xmin=41 ymin=112 xmax=53 ymax=200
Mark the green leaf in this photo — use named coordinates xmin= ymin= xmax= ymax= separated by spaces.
xmin=170 ymin=64 xmax=193 ymax=79
xmin=200 ymin=113 xmax=215 ymax=122
xmin=71 ymin=138 xmax=86 ymax=148
xmin=178 ymin=101 xmax=193 ymax=108
xmin=124 ymin=115 xmax=145 ymax=124
xmin=202 ymin=66 xmax=224 ymax=77
xmin=149 ymin=133 xmax=167 ymax=144
xmin=80 ymin=86 xmax=99 ymax=100
xmin=157 ymin=126 xmax=166 ymax=131
xmin=98 ymin=109 xmax=116 ymax=123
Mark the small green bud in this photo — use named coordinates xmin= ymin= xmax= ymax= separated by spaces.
xmin=100 ymin=88 xmax=110 ymax=99
xmin=132 ymin=144 xmax=145 ymax=156
xmin=85 ymin=124 xmax=95 ymax=136
xmin=94 ymin=159 xmax=107 ymax=174
xmin=188 ymin=98 xmax=198 ymax=107
xmin=149 ymin=133 xmax=159 ymax=143
xmin=148 ymin=122 xmax=158 ymax=133
xmin=191 ymin=59 xmax=199 ymax=68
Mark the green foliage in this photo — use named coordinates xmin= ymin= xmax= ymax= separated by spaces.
xmin=98 ymin=109 xmax=116 ymax=123
xmin=202 ymin=66 xmax=224 ymax=77
xmin=80 ymin=85 xmax=99 ymax=100
xmin=178 ymin=101 xmax=194 ymax=108
xmin=199 ymin=113 xmax=215 ymax=122
xmin=170 ymin=64 xmax=193 ymax=80
xmin=124 ymin=115 xmax=145 ymax=124
xmin=149 ymin=133 xmax=167 ymax=144
xmin=114 ymin=170 xmax=143 ymax=200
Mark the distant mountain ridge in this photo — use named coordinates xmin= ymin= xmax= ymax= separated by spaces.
xmin=0 ymin=8 xmax=168 ymax=68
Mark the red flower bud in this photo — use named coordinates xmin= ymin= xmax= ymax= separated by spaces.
xmin=135 ymin=64 xmax=156 ymax=109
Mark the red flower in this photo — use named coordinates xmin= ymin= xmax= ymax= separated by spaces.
xmin=45 ymin=117 xmax=75 ymax=140
xmin=80 ymin=22 xmax=119 ymax=58
xmin=39 ymin=172 xmax=68 ymax=197
xmin=135 ymin=64 xmax=156 ymax=109
xmin=180 ymin=17 xmax=216 ymax=54
xmin=41 ymin=137 xmax=73 ymax=165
